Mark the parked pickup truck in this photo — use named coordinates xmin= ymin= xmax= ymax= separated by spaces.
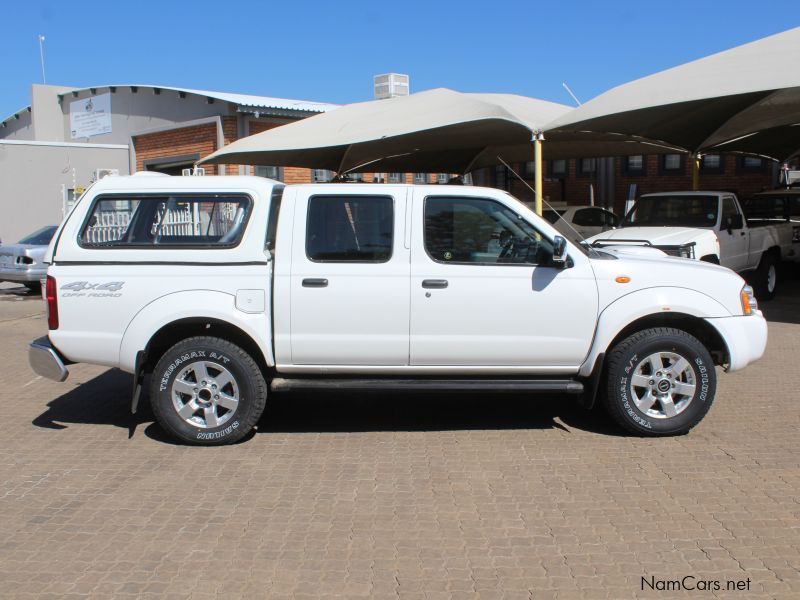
xmin=29 ymin=175 xmax=767 ymax=445
xmin=587 ymin=191 xmax=799 ymax=300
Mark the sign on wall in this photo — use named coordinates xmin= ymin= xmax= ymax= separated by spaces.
xmin=70 ymin=93 xmax=112 ymax=139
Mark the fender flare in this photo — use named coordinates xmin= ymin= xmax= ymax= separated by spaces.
xmin=118 ymin=289 xmax=274 ymax=373
xmin=578 ymin=286 xmax=732 ymax=377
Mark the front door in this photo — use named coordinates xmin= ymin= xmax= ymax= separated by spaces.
xmin=289 ymin=188 xmax=410 ymax=365
xmin=717 ymin=196 xmax=749 ymax=270
xmin=410 ymin=193 xmax=599 ymax=367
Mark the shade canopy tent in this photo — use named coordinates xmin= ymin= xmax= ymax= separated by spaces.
xmin=201 ymin=88 xmax=681 ymax=171
xmin=546 ymin=27 xmax=800 ymax=162
xmin=201 ymin=88 xmax=683 ymax=213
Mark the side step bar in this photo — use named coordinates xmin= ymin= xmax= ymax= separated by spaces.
xmin=270 ymin=378 xmax=583 ymax=394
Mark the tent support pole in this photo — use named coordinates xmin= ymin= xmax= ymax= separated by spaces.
xmin=691 ymin=153 xmax=701 ymax=190
xmin=534 ymin=133 xmax=544 ymax=216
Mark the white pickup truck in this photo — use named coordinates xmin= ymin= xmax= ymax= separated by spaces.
xmin=29 ymin=174 xmax=767 ymax=445
xmin=587 ymin=191 xmax=799 ymax=300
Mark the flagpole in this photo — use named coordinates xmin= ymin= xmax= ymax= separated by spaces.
xmin=38 ymin=35 xmax=46 ymax=84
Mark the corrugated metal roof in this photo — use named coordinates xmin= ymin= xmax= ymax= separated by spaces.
xmin=0 ymin=105 xmax=32 ymax=126
xmin=2 ymin=85 xmax=338 ymax=126
xmin=66 ymin=85 xmax=339 ymax=113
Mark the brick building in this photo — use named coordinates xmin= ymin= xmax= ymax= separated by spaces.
xmin=1 ymin=82 xmax=782 ymax=241
xmin=474 ymin=153 xmax=778 ymax=216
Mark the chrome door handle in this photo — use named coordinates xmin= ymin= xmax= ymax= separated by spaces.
xmin=302 ymin=278 xmax=328 ymax=288
xmin=421 ymin=279 xmax=448 ymax=289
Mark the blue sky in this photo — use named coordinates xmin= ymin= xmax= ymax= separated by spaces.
xmin=1 ymin=0 xmax=797 ymax=119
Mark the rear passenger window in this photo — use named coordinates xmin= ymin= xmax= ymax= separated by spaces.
xmin=80 ymin=195 xmax=251 ymax=247
xmin=306 ymin=195 xmax=393 ymax=262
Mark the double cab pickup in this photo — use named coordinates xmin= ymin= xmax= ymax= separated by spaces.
xmin=29 ymin=174 xmax=767 ymax=444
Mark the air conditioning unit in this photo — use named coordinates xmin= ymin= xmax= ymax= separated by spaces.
xmin=374 ymin=73 xmax=410 ymax=99
xmin=94 ymin=168 xmax=119 ymax=181
xmin=181 ymin=167 xmax=205 ymax=176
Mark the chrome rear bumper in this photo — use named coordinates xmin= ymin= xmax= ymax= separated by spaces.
xmin=28 ymin=337 xmax=70 ymax=382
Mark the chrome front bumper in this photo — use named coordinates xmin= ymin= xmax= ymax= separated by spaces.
xmin=28 ymin=337 xmax=70 ymax=382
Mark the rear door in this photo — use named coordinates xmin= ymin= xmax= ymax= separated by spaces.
xmin=289 ymin=187 xmax=410 ymax=365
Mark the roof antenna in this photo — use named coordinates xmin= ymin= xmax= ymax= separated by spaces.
xmin=496 ymin=155 xmax=595 ymax=251
xmin=562 ymin=82 xmax=581 ymax=106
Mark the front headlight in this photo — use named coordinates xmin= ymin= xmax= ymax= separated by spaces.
xmin=740 ymin=285 xmax=758 ymax=315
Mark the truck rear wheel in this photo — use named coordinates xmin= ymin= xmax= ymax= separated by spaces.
xmin=603 ymin=327 xmax=716 ymax=436
xmin=150 ymin=336 xmax=267 ymax=445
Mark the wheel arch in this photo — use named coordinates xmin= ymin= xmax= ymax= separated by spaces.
xmin=579 ymin=287 xmax=732 ymax=378
xmin=606 ymin=312 xmax=728 ymax=367
xmin=765 ymin=244 xmax=781 ymax=261
xmin=142 ymin=318 xmax=272 ymax=377
xmin=118 ymin=290 xmax=274 ymax=374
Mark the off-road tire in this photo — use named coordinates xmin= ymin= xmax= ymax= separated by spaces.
xmin=151 ymin=336 xmax=267 ymax=445
xmin=603 ymin=327 xmax=716 ymax=436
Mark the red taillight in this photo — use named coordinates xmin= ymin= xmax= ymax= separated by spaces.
xmin=46 ymin=276 xmax=58 ymax=330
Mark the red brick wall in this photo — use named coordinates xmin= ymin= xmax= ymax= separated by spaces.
xmin=133 ymin=123 xmax=221 ymax=175
xmin=221 ymin=116 xmax=238 ymax=175
xmin=611 ymin=154 xmax=774 ymax=213
xmin=478 ymin=154 xmax=775 ymax=213
xmin=246 ymin=119 xmax=312 ymax=183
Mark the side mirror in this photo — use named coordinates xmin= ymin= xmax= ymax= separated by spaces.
xmin=726 ymin=214 xmax=744 ymax=232
xmin=552 ymin=235 xmax=568 ymax=267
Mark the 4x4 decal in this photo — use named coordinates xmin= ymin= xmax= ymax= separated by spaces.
xmin=61 ymin=281 xmax=124 ymax=297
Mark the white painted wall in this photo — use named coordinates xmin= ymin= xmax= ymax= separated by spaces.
xmin=0 ymin=141 xmax=130 ymax=243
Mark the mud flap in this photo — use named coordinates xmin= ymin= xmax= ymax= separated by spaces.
xmin=578 ymin=352 xmax=605 ymax=410
xmin=131 ymin=351 xmax=146 ymax=414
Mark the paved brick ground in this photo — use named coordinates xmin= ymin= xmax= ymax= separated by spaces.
xmin=1 ymin=279 xmax=798 ymax=599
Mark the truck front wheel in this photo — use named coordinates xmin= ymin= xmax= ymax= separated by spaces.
xmin=754 ymin=253 xmax=778 ymax=300
xmin=603 ymin=328 xmax=716 ymax=436
xmin=150 ymin=336 xmax=267 ymax=445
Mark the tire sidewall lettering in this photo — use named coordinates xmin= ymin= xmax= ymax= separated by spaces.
xmin=159 ymin=350 xmax=207 ymax=392
xmin=158 ymin=351 xmax=233 ymax=392
xmin=618 ymin=373 xmax=653 ymax=430
xmin=695 ymin=357 xmax=709 ymax=403
xmin=197 ymin=420 xmax=240 ymax=440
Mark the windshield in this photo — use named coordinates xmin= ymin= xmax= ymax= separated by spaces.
xmin=543 ymin=209 xmax=565 ymax=224
xmin=17 ymin=225 xmax=58 ymax=245
xmin=623 ymin=195 xmax=719 ymax=228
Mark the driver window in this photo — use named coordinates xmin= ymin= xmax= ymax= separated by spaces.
xmin=424 ymin=196 xmax=554 ymax=265
xmin=720 ymin=197 xmax=739 ymax=225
